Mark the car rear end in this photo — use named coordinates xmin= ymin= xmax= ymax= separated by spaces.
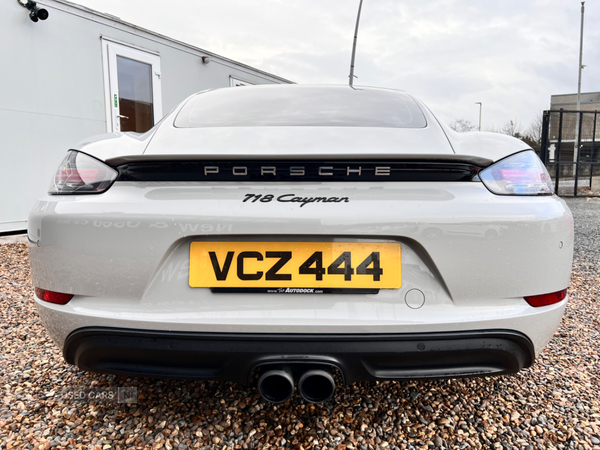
xmin=28 ymin=86 xmax=573 ymax=402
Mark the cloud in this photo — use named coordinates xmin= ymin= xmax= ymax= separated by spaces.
xmin=74 ymin=0 xmax=600 ymax=128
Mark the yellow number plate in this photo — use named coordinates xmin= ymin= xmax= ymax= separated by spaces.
xmin=189 ymin=242 xmax=401 ymax=289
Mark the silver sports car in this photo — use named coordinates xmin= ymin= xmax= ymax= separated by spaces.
xmin=29 ymin=85 xmax=573 ymax=404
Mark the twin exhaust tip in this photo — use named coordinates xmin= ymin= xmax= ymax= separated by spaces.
xmin=257 ymin=368 xmax=336 ymax=404
xmin=257 ymin=369 xmax=295 ymax=404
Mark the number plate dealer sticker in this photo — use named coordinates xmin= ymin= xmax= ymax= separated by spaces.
xmin=189 ymin=242 xmax=401 ymax=289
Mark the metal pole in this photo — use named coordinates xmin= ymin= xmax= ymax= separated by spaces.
xmin=591 ymin=111 xmax=597 ymax=188
xmin=348 ymin=0 xmax=364 ymax=87
xmin=475 ymin=102 xmax=482 ymax=131
xmin=540 ymin=111 xmax=549 ymax=164
xmin=574 ymin=111 xmax=583 ymax=196
xmin=556 ymin=110 xmax=564 ymax=195
xmin=577 ymin=2 xmax=585 ymax=113
xmin=574 ymin=2 xmax=585 ymax=170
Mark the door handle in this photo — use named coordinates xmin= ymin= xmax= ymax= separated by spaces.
xmin=117 ymin=114 xmax=129 ymax=119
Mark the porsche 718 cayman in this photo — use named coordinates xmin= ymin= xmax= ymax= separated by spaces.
xmin=28 ymin=85 xmax=573 ymax=403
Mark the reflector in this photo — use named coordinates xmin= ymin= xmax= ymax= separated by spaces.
xmin=524 ymin=289 xmax=568 ymax=307
xmin=35 ymin=287 xmax=74 ymax=305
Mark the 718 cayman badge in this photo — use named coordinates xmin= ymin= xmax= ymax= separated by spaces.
xmin=243 ymin=193 xmax=350 ymax=207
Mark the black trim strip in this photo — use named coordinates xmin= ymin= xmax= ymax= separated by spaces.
xmin=115 ymin=159 xmax=483 ymax=182
xmin=210 ymin=288 xmax=379 ymax=294
xmin=64 ymin=328 xmax=535 ymax=384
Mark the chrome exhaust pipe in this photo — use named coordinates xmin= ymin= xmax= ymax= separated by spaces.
xmin=298 ymin=369 xmax=336 ymax=403
xmin=257 ymin=368 xmax=294 ymax=404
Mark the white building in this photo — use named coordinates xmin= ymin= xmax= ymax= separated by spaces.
xmin=1 ymin=0 xmax=292 ymax=233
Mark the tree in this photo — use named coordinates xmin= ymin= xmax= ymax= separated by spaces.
xmin=523 ymin=113 xmax=543 ymax=154
xmin=449 ymin=119 xmax=476 ymax=133
xmin=487 ymin=116 xmax=544 ymax=156
xmin=500 ymin=120 xmax=524 ymax=138
xmin=449 ymin=114 xmax=544 ymax=155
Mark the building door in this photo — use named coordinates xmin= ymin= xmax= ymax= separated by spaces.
xmin=102 ymin=39 xmax=162 ymax=133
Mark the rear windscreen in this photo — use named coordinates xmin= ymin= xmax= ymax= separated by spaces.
xmin=174 ymin=86 xmax=427 ymax=129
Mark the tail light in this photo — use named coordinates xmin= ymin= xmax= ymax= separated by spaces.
xmin=35 ymin=287 xmax=74 ymax=305
xmin=49 ymin=151 xmax=118 ymax=195
xmin=524 ymin=289 xmax=568 ymax=307
xmin=478 ymin=150 xmax=554 ymax=196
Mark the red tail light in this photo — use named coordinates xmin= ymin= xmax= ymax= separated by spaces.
xmin=35 ymin=287 xmax=74 ymax=305
xmin=49 ymin=151 xmax=117 ymax=195
xmin=524 ymin=289 xmax=568 ymax=307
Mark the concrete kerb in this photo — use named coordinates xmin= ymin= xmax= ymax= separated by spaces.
xmin=0 ymin=234 xmax=28 ymax=245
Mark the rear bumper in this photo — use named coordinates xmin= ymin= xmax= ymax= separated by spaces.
xmin=29 ymin=182 xmax=574 ymax=305
xmin=64 ymin=327 xmax=534 ymax=384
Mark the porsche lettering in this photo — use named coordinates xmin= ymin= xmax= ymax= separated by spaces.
xmin=200 ymin=165 xmax=392 ymax=177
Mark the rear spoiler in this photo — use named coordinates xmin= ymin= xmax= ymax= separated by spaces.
xmin=105 ymin=153 xmax=493 ymax=168
xmin=99 ymin=154 xmax=494 ymax=183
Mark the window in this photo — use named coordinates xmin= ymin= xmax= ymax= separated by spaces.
xmin=230 ymin=76 xmax=253 ymax=87
xmin=175 ymin=85 xmax=426 ymax=129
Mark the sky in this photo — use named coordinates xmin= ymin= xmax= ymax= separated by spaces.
xmin=73 ymin=0 xmax=599 ymax=131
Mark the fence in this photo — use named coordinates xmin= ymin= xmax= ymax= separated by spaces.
xmin=540 ymin=110 xmax=600 ymax=197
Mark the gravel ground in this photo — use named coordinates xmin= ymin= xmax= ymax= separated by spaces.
xmin=1 ymin=197 xmax=599 ymax=450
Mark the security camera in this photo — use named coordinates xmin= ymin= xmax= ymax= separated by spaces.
xmin=18 ymin=0 xmax=49 ymax=22
xmin=30 ymin=6 xmax=49 ymax=22
xmin=202 ymin=56 xmax=211 ymax=64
